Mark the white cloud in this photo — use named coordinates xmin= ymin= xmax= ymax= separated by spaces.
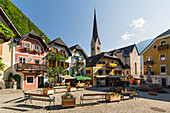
xmin=121 ymin=32 xmax=134 ymax=41
xmin=130 ymin=18 xmax=145 ymax=30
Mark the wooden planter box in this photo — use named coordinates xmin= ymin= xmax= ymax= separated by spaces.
xmin=43 ymin=89 xmax=54 ymax=95
xmin=67 ymin=87 xmax=77 ymax=92
xmin=106 ymin=95 xmax=121 ymax=102
xmin=62 ymin=99 xmax=76 ymax=108
xmin=148 ymin=91 xmax=157 ymax=95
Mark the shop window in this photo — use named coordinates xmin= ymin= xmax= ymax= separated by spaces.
xmin=26 ymin=76 xmax=34 ymax=84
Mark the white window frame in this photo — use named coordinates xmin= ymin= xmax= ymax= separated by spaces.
xmin=160 ymin=40 xmax=166 ymax=46
xmin=153 ymin=44 xmax=157 ymax=50
xmin=160 ymin=54 xmax=166 ymax=61
xmin=34 ymin=44 xmax=41 ymax=51
xmin=23 ymin=42 xmax=31 ymax=48
xmin=18 ymin=56 xmax=27 ymax=63
xmin=35 ymin=59 xmax=41 ymax=64
xmin=146 ymin=57 xmax=151 ymax=61
xmin=160 ymin=64 xmax=166 ymax=75
xmin=26 ymin=76 xmax=34 ymax=84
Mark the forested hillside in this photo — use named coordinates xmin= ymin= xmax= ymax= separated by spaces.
xmin=0 ymin=0 xmax=50 ymax=43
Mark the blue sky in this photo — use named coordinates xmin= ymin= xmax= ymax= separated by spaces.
xmin=10 ymin=0 xmax=170 ymax=56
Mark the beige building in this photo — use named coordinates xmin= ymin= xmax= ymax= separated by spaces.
xmin=108 ymin=44 xmax=140 ymax=78
xmin=0 ymin=6 xmax=21 ymax=89
xmin=140 ymin=29 xmax=170 ymax=87
xmin=91 ymin=9 xmax=101 ymax=56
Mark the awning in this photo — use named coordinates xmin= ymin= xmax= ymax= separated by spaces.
xmin=95 ymin=75 xmax=109 ymax=78
xmin=108 ymin=75 xmax=126 ymax=78
xmin=73 ymin=76 xmax=91 ymax=80
xmin=60 ymin=75 xmax=76 ymax=79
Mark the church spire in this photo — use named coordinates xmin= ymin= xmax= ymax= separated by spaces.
xmin=91 ymin=8 xmax=101 ymax=56
xmin=92 ymin=8 xmax=101 ymax=45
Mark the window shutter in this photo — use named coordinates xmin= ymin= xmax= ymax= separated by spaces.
xmin=51 ymin=48 xmax=53 ymax=52
xmin=0 ymin=44 xmax=2 ymax=55
xmin=56 ymin=49 xmax=58 ymax=54
xmin=59 ymin=50 xmax=61 ymax=53
xmin=63 ymin=51 xmax=65 ymax=56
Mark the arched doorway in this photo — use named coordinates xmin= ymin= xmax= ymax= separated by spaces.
xmin=13 ymin=74 xmax=21 ymax=89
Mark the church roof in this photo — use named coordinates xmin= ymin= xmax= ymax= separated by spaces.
xmin=92 ymin=8 xmax=101 ymax=45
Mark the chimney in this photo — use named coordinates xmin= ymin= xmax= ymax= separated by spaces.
xmin=39 ymin=33 xmax=45 ymax=43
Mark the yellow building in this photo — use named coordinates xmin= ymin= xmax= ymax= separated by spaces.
xmin=140 ymin=29 xmax=170 ymax=87
xmin=86 ymin=52 xmax=125 ymax=86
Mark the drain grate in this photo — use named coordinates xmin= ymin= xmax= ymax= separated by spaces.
xmin=150 ymin=107 xmax=166 ymax=112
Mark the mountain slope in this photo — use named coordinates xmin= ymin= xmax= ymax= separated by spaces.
xmin=0 ymin=0 xmax=50 ymax=43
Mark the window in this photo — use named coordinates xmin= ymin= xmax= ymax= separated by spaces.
xmin=160 ymin=54 xmax=166 ymax=61
xmin=153 ymin=45 xmax=157 ymax=49
xmin=98 ymin=61 xmax=102 ymax=64
xmin=106 ymin=70 xmax=111 ymax=75
xmin=24 ymin=43 xmax=30 ymax=48
xmin=19 ymin=57 xmax=26 ymax=63
xmin=92 ymin=48 xmax=94 ymax=50
xmin=26 ymin=76 xmax=34 ymax=84
xmin=35 ymin=59 xmax=40 ymax=64
xmin=118 ymin=71 xmax=122 ymax=75
xmin=160 ymin=65 xmax=166 ymax=75
xmin=97 ymin=47 xmax=100 ymax=50
xmin=86 ymin=70 xmax=90 ymax=74
xmin=102 ymin=61 xmax=105 ymax=65
xmin=98 ymin=70 xmax=103 ymax=75
xmin=34 ymin=44 xmax=41 ymax=50
xmin=161 ymin=40 xmax=166 ymax=46
xmin=147 ymin=57 xmax=151 ymax=61
xmin=135 ymin=63 xmax=137 ymax=75
xmin=114 ymin=70 xmax=118 ymax=75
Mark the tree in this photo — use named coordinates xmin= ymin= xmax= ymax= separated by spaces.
xmin=45 ymin=50 xmax=69 ymax=84
xmin=0 ymin=57 xmax=5 ymax=76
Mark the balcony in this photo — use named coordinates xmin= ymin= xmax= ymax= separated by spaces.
xmin=158 ymin=44 xmax=169 ymax=51
xmin=105 ymin=63 xmax=117 ymax=68
xmin=15 ymin=63 xmax=47 ymax=72
xmin=144 ymin=71 xmax=154 ymax=75
xmin=144 ymin=61 xmax=154 ymax=65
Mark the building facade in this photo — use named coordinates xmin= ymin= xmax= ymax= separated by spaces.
xmin=108 ymin=44 xmax=140 ymax=78
xmin=141 ymin=29 xmax=170 ymax=87
xmin=0 ymin=6 xmax=21 ymax=89
xmin=12 ymin=30 xmax=48 ymax=89
xmin=86 ymin=52 xmax=125 ymax=86
xmin=69 ymin=44 xmax=88 ymax=76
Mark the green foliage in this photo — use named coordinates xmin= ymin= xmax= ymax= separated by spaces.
xmin=0 ymin=0 xmax=50 ymax=43
xmin=8 ymin=73 xmax=13 ymax=82
xmin=46 ymin=50 xmax=69 ymax=83
xmin=140 ymin=70 xmax=142 ymax=75
xmin=0 ymin=23 xmax=15 ymax=38
xmin=0 ymin=57 xmax=5 ymax=76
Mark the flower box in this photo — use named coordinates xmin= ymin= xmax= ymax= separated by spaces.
xmin=43 ymin=88 xmax=54 ymax=95
xmin=55 ymin=83 xmax=60 ymax=86
xmin=61 ymin=83 xmax=65 ymax=86
xmin=106 ymin=92 xmax=121 ymax=102
xmin=61 ymin=92 xmax=76 ymax=108
xmin=66 ymin=82 xmax=70 ymax=86
xmin=67 ymin=87 xmax=77 ymax=92
xmin=148 ymin=91 xmax=157 ymax=95
xmin=62 ymin=99 xmax=76 ymax=108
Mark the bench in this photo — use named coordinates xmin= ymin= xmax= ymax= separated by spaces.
xmin=23 ymin=91 xmax=55 ymax=107
xmin=80 ymin=93 xmax=106 ymax=104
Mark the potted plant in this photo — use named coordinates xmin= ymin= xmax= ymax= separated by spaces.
xmin=148 ymin=90 xmax=157 ymax=95
xmin=55 ymin=83 xmax=60 ymax=86
xmin=43 ymin=87 xmax=54 ymax=95
xmin=66 ymin=82 xmax=70 ymax=86
xmin=61 ymin=82 xmax=65 ymax=86
xmin=106 ymin=92 xmax=121 ymax=102
xmin=61 ymin=92 xmax=76 ymax=108
xmin=67 ymin=86 xmax=77 ymax=92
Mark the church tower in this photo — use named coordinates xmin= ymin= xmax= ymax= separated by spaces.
xmin=91 ymin=8 xmax=101 ymax=56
